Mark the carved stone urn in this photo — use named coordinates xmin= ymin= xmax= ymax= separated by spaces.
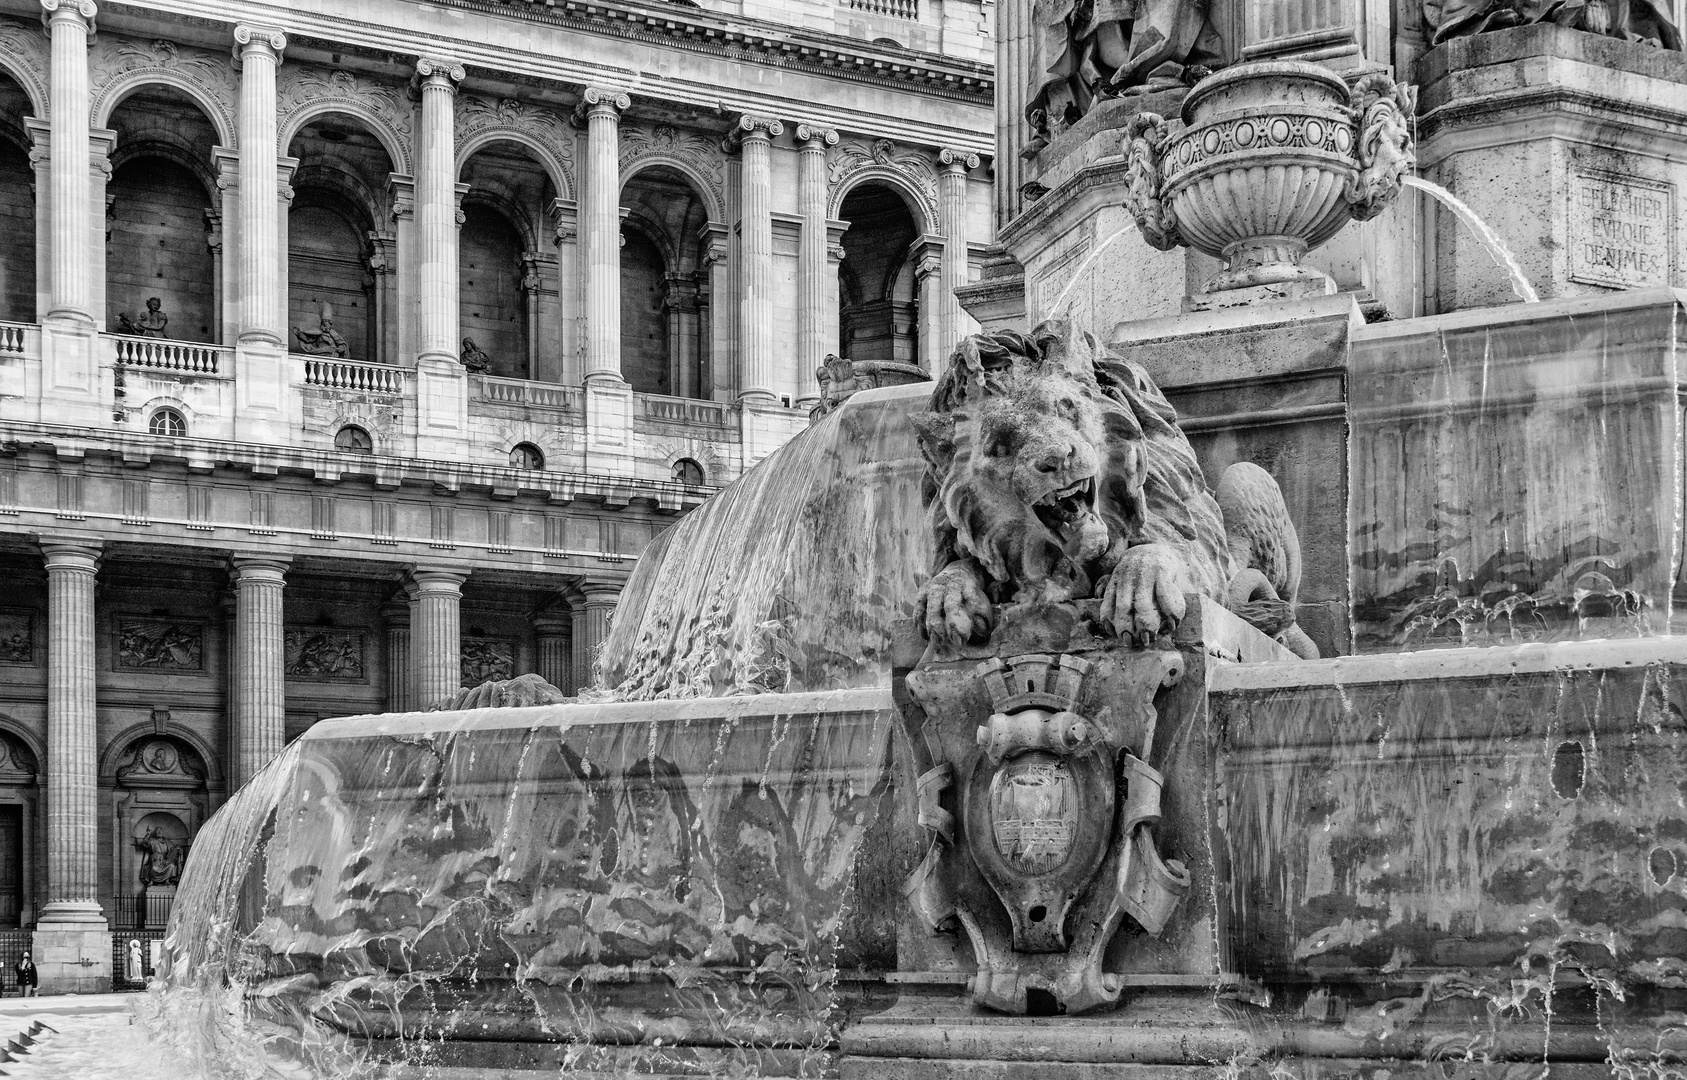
xmin=1123 ymin=61 xmax=1416 ymax=294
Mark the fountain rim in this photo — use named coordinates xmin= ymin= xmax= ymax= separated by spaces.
xmin=1179 ymin=59 xmax=1351 ymax=125
xmin=307 ymin=685 xmax=897 ymax=741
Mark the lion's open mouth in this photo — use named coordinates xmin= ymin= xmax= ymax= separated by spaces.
xmin=1033 ymin=476 xmax=1096 ymax=531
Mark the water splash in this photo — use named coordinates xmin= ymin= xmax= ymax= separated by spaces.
xmin=1403 ymin=175 xmax=1540 ymax=304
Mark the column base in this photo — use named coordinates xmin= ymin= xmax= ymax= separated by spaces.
xmin=415 ymin=354 xmax=470 ymax=460
xmin=234 ymin=339 xmax=297 ymax=444
xmin=585 ymin=375 xmax=636 ymax=477
xmin=33 ymin=901 xmax=112 ymax=994
xmin=39 ymin=316 xmax=106 ymax=427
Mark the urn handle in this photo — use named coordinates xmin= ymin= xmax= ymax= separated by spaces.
xmin=1122 ymin=113 xmax=1183 ymax=252
xmin=1345 ymin=75 xmax=1418 ymax=223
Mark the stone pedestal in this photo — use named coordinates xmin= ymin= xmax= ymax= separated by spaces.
xmin=1111 ymin=295 xmax=1364 ymax=657
xmin=1415 ymin=25 xmax=1687 ymax=313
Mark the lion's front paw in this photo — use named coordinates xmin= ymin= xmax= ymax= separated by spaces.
xmin=1099 ymin=543 xmax=1190 ymax=641
xmin=919 ymin=561 xmax=994 ymax=644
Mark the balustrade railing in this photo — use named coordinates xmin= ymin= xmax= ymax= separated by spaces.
xmin=301 ymin=356 xmax=406 ymax=395
xmin=0 ymin=322 xmax=30 ymax=355
xmin=471 ymin=374 xmax=579 ymax=411
xmin=640 ymin=393 xmax=730 ymax=427
xmin=847 ymin=0 xmax=919 ymax=18
xmin=111 ymin=334 xmax=226 ymax=375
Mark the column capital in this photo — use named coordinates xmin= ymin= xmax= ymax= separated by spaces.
xmin=229 ymin=554 xmax=290 ymax=583
xmin=232 ymin=23 xmax=286 ymax=63
xmin=387 ymin=172 xmax=415 ymax=221
xmin=577 ymin=580 xmax=623 ymax=605
xmin=574 ymin=85 xmax=630 ymax=125
xmin=795 ymin=123 xmax=839 ymax=149
xmin=534 ymin=612 xmax=572 ymax=635
xmin=416 ymin=56 xmax=465 ymax=89
xmin=411 ymin=566 xmax=468 ymax=594
xmin=39 ymin=0 xmax=94 ymax=33
xmin=939 ymin=147 xmax=982 ymax=172
xmin=39 ymin=538 xmax=101 ymax=571
xmin=724 ymin=114 xmax=783 ymax=151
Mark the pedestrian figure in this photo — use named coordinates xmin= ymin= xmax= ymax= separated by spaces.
xmin=15 ymin=951 xmax=36 ymax=997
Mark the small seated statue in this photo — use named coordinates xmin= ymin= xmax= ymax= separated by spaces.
xmin=118 ymin=297 xmax=169 ymax=339
xmin=460 ymin=336 xmax=492 ymax=373
xmin=294 ymin=315 xmax=349 ymax=358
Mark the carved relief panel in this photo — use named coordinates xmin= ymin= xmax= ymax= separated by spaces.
xmin=461 ymin=637 xmax=515 ymax=688
xmin=284 ymin=626 xmax=367 ymax=682
xmin=0 ymin=610 xmax=33 ymax=665
xmin=114 ymin=618 xmax=205 ymax=673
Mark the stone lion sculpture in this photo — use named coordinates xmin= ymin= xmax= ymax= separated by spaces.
xmin=913 ymin=320 xmax=1317 ymax=657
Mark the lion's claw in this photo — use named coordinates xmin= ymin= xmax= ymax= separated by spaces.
xmin=919 ymin=561 xmax=993 ymax=644
xmin=1100 ymin=544 xmax=1189 ymax=642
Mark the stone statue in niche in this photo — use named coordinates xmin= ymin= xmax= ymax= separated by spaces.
xmin=293 ymin=314 xmax=349 ymax=358
xmin=1423 ymin=0 xmax=1681 ymax=47
xmin=1025 ymin=0 xmax=1225 ymax=152
xmin=460 ymin=337 xmax=492 ymax=373
xmin=118 ymin=296 xmax=169 ymax=338
xmin=135 ymin=825 xmax=186 ymax=888
xmin=912 ymin=322 xmax=1317 ymax=657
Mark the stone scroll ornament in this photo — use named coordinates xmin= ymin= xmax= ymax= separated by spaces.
xmin=1121 ymin=63 xmax=1416 ymax=294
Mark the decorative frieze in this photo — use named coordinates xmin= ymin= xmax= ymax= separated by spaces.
xmin=114 ymin=617 xmax=204 ymax=673
xmin=0 ymin=17 xmax=50 ymax=118
xmin=0 ymin=609 xmax=33 ymax=664
xmin=91 ymin=36 xmax=235 ymax=136
xmin=460 ymin=636 xmax=514 ymax=687
xmin=277 ymin=66 xmax=412 ymax=171
xmin=827 ymin=137 xmax=939 ymax=225
xmin=457 ymin=92 xmax=574 ymax=201
xmin=284 ymin=626 xmax=366 ymax=681
xmin=619 ymin=122 xmax=724 ymax=218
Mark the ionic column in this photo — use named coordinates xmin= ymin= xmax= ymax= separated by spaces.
xmin=233 ymin=25 xmax=286 ymax=345
xmin=569 ymin=583 xmax=621 ymax=694
xmin=521 ymin=252 xmax=542 ymax=379
xmin=415 ymin=57 xmax=464 ymax=366
xmin=937 ymin=148 xmax=980 ymax=362
xmin=665 ymin=275 xmax=700 ymax=398
xmin=383 ymin=599 xmax=411 ymax=712
xmin=579 ymin=87 xmax=630 ymax=382
xmin=411 ymin=568 xmax=466 ymax=709
xmin=41 ymin=0 xmax=94 ymax=325
xmin=40 ymin=541 xmax=100 ymax=928
xmin=795 ymin=124 xmax=838 ymax=410
xmin=914 ymin=243 xmax=944 ymax=370
xmin=535 ymin=614 xmax=572 ymax=695
xmin=232 ymin=556 xmax=288 ymax=786
xmin=730 ymin=115 xmax=783 ymax=402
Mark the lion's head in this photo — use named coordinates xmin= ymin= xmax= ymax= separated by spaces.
xmin=914 ymin=324 xmax=1154 ymax=605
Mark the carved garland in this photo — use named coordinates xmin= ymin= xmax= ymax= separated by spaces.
xmin=91 ymin=35 xmax=236 ymax=140
xmin=0 ymin=17 xmax=48 ymax=120
xmin=456 ymin=92 xmax=576 ymax=202
xmin=278 ymin=66 xmax=413 ymax=173
xmin=619 ymin=122 xmax=724 ymax=221
xmin=826 ymin=137 xmax=940 ymax=227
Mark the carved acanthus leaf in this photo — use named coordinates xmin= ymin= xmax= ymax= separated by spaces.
xmin=278 ymin=66 xmax=412 ymax=167
xmin=827 ymin=137 xmax=940 ymax=222
xmin=91 ymin=34 xmax=235 ymax=135
xmin=619 ymin=122 xmax=724 ymax=213
xmin=0 ymin=17 xmax=50 ymax=117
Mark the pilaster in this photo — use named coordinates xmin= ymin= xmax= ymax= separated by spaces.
xmin=937 ymin=148 xmax=981 ymax=363
xmin=728 ymin=114 xmax=783 ymax=402
xmin=411 ymin=567 xmax=466 ymax=709
xmin=795 ymin=123 xmax=838 ymax=409
xmin=37 ymin=537 xmax=109 ymax=994
xmin=231 ymin=555 xmax=288 ymax=787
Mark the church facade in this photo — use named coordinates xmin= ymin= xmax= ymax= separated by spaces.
xmin=0 ymin=0 xmax=993 ymax=990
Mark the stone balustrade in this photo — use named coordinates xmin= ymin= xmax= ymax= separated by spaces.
xmin=640 ymin=393 xmax=730 ymax=427
xmin=0 ymin=321 xmax=32 ymax=355
xmin=299 ymin=355 xmax=406 ymax=396
xmin=472 ymin=374 xmax=580 ymax=412
xmin=112 ymin=335 xmax=227 ymax=377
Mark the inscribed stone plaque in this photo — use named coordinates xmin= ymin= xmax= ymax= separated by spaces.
xmin=461 ymin=638 xmax=515 ymax=688
xmin=116 ymin=618 xmax=204 ymax=672
xmin=0 ymin=610 xmax=31 ymax=664
xmin=284 ymin=627 xmax=366 ymax=682
xmin=1570 ymin=172 xmax=1674 ymax=289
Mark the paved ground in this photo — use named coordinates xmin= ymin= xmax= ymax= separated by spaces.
xmin=0 ymin=993 xmax=183 ymax=1079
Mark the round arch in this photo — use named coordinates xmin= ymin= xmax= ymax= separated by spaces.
xmin=93 ymin=71 xmax=235 ymax=148
xmin=279 ymin=100 xmax=408 ymax=175
xmin=98 ymin=723 xmax=223 ymax=788
xmin=0 ymin=713 xmax=43 ymax=774
xmin=108 ymin=138 xmax=219 ymax=203
xmin=829 ymin=166 xmax=935 ymax=233
xmin=456 ymin=130 xmax=574 ymax=205
xmin=288 ymin=160 xmax=383 ymax=240
xmin=0 ymin=55 xmax=47 ymax=123
xmin=620 ymin=208 xmax=679 ymax=272
xmin=461 ymin=186 xmax=538 ymax=253
xmin=621 ymin=156 xmax=723 ymax=226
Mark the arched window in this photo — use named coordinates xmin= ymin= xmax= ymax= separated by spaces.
xmin=510 ymin=443 xmax=544 ymax=470
xmin=672 ymin=458 xmax=705 ymax=486
xmin=148 ymin=408 xmax=186 ymax=437
xmin=334 ymin=425 xmax=373 ymax=453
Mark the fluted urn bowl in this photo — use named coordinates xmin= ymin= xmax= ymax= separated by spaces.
xmin=1161 ymin=61 xmax=1359 ymax=291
